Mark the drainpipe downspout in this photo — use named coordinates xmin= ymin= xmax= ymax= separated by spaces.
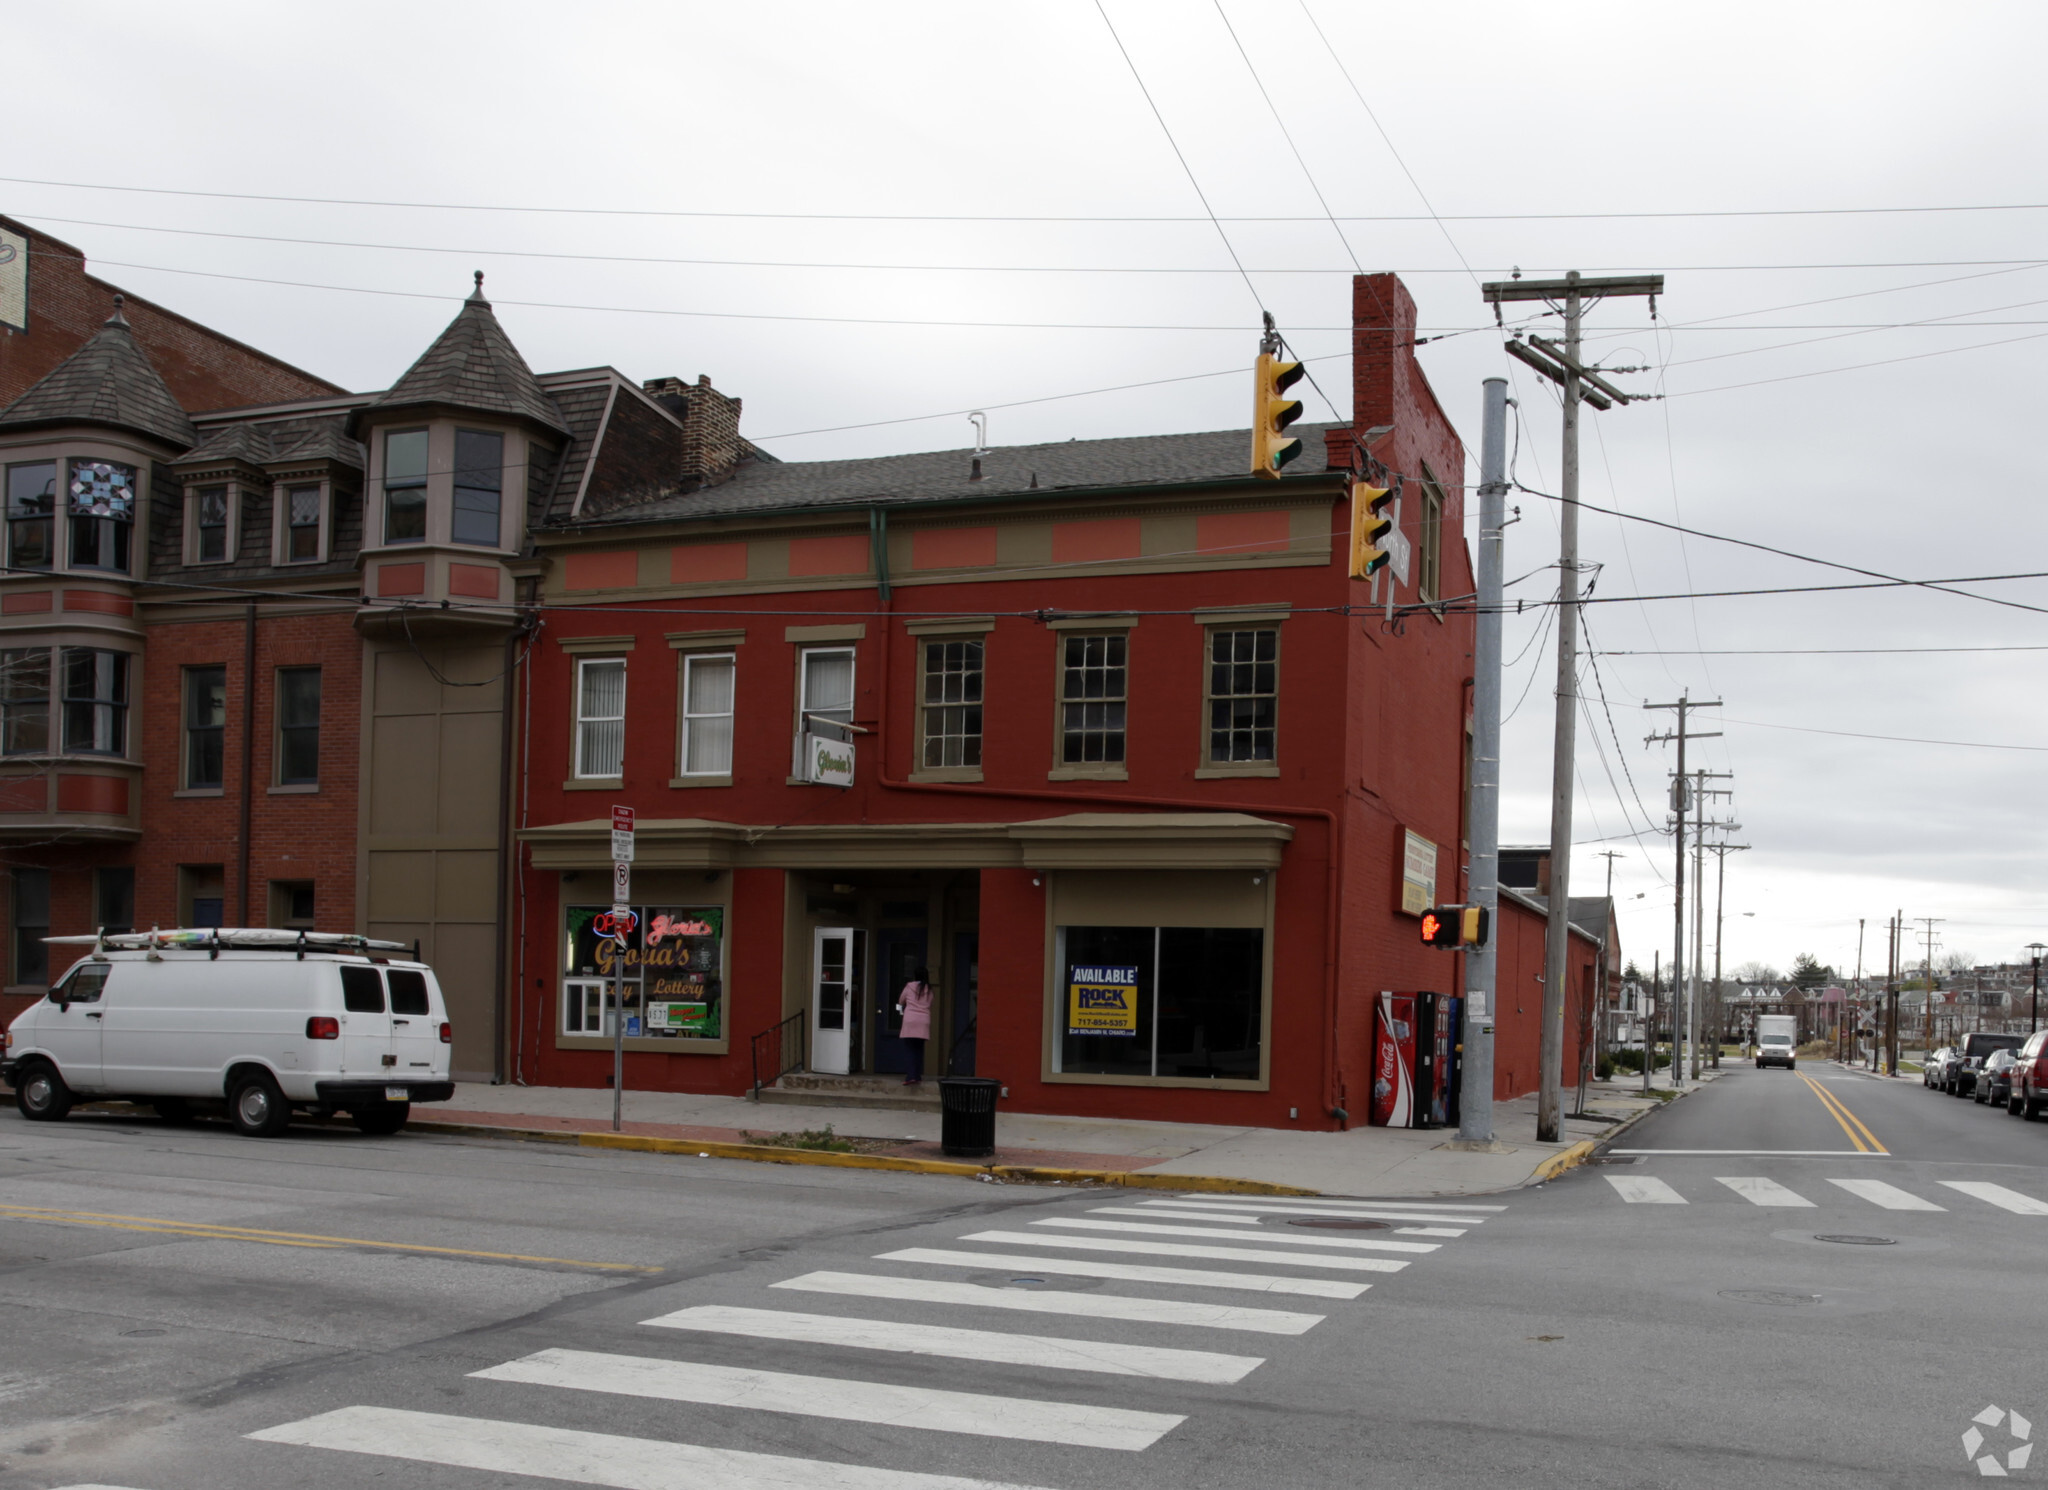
xmin=870 ymin=506 xmax=891 ymax=604
xmin=236 ymin=601 xmax=256 ymax=927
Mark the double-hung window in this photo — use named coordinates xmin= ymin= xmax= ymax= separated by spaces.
xmin=13 ymin=868 xmax=49 ymax=985
xmin=1206 ymin=628 xmax=1279 ymax=765
xmin=575 ymin=658 xmax=626 ymax=778
xmin=1059 ymin=634 xmax=1126 ymax=767
xmin=287 ymin=485 xmax=322 ymax=562
xmin=800 ymin=648 xmax=854 ymax=736
xmin=1418 ymin=473 xmax=1444 ymax=606
xmin=452 ymin=429 xmax=503 ymax=547
xmin=277 ymin=667 xmax=321 ymax=785
xmin=183 ymin=665 xmax=226 ymax=789
xmin=195 ymin=486 xmax=230 ymax=561
xmin=383 ymin=429 xmax=428 ymax=544
xmin=1 ymin=649 xmax=49 ymax=755
xmin=67 ymin=459 xmax=136 ymax=572
xmin=62 ymin=648 xmax=128 ymax=755
xmin=6 ymin=461 xmax=55 ymax=570
xmin=920 ymin=639 xmax=983 ymax=770
xmin=678 ymin=652 xmax=735 ymax=777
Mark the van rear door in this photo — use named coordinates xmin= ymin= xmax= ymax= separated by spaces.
xmin=386 ymin=967 xmax=445 ymax=1081
xmin=338 ymin=965 xmax=394 ymax=1078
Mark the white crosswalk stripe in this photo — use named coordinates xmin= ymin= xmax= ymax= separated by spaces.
xmin=474 ymin=1347 xmax=1184 ymax=1450
xmin=958 ymin=1229 xmax=1410 ymax=1273
xmin=1137 ymin=1199 xmax=1482 ymax=1227
xmin=1716 ymin=1176 xmax=1816 ymax=1208
xmin=1095 ymin=1205 xmax=1263 ymax=1224
xmin=640 ymin=1304 xmax=1266 ymax=1384
xmin=1606 ymin=1175 xmax=1687 ymax=1204
xmin=876 ymin=1246 xmax=1372 ymax=1298
xmin=774 ymin=1270 xmax=1324 ymax=1334
xmin=1939 ymin=1181 xmax=2048 ymax=1215
xmin=1827 ymin=1179 xmax=1946 ymax=1211
xmin=1030 ymin=1217 xmax=1440 ymax=1255
xmin=1172 ymin=1194 xmax=1505 ymax=1211
xmin=249 ymin=1405 xmax=1052 ymax=1490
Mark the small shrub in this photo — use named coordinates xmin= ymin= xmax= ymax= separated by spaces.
xmin=749 ymin=1124 xmax=856 ymax=1152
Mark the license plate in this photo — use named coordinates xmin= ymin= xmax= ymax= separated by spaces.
xmin=384 ymin=1086 xmax=408 ymax=1101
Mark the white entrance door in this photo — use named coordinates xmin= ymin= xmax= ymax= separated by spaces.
xmin=812 ymin=927 xmax=860 ymax=1075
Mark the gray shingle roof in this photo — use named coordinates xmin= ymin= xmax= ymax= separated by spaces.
xmin=0 ymin=304 xmax=198 ymax=449
xmin=363 ymin=277 xmax=569 ymax=435
xmin=174 ymin=413 xmax=364 ymax=472
xmin=564 ymin=422 xmax=1341 ymax=529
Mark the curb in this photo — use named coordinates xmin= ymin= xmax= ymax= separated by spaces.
xmin=1530 ymin=1139 xmax=1597 ymax=1182
xmin=408 ymin=1118 xmax=1320 ymax=1195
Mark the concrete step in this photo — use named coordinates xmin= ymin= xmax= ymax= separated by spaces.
xmin=755 ymin=1071 xmax=942 ymax=1112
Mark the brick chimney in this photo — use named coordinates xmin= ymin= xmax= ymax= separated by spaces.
xmin=643 ymin=374 xmax=744 ymax=486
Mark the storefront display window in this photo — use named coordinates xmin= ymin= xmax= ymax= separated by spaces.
xmin=1055 ymin=924 xmax=1262 ymax=1080
xmin=562 ymin=903 xmax=724 ymax=1040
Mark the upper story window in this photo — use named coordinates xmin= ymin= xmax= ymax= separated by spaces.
xmin=183 ymin=664 xmax=226 ymax=789
xmin=194 ymin=486 xmax=230 ymax=562
xmin=921 ymin=639 xmax=983 ymax=770
xmin=800 ymin=647 xmax=855 ymax=736
xmin=678 ymin=652 xmax=735 ymax=776
xmin=68 ymin=460 xmax=136 ymax=572
xmin=62 ymin=647 xmax=129 ymax=755
xmin=1059 ymin=634 xmax=1126 ymax=767
xmin=1 ymin=648 xmax=49 ymax=755
xmin=5 ymin=461 xmax=55 ymax=571
xmin=383 ymin=429 xmax=428 ymax=544
xmin=1206 ymin=628 xmax=1278 ymax=765
xmin=287 ymin=485 xmax=322 ymax=562
xmin=277 ymin=666 xmax=321 ymax=784
xmin=1418 ymin=474 xmax=1444 ymax=606
xmin=575 ymin=657 xmax=626 ymax=778
xmin=452 ymin=430 xmax=503 ymax=547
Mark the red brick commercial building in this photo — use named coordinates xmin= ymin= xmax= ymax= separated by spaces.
xmin=0 ymin=212 xmax=1588 ymax=1125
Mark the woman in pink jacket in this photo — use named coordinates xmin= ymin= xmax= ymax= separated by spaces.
xmin=897 ymin=966 xmax=934 ymax=1086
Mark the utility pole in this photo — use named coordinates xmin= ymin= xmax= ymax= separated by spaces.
xmin=1704 ymin=841 xmax=1747 ymax=1070
xmin=1918 ymin=917 xmax=1944 ymax=1058
xmin=1853 ymin=919 xmax=1865 ymax=1065
xmin=1645 ymin=695 xmax=1721 ymax=1088
xmin=1689 ymin=772 xmax=1733 ymax=1077
xmin=1646 ymin=950 xmax=1659 ymax=1095
xmin=1457 ymin=376 xmax=1508 ymax=1146
xmin=2028 ymin=942 xmax=2043 ymax=1035
xmin=1483 ymin=270 xmax=1663 ymax=1144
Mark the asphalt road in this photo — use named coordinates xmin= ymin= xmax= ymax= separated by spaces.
xmin=1 ymin=1068 xmax=2042 ymax=1490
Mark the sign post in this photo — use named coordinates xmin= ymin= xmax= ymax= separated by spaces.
xmin=610 ymin=806 xmax=635 ymax=1131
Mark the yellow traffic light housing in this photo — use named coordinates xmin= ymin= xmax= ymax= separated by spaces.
xmin=1349 ymin=484 xmax=1394 ymax=579
xmin=1251 ymin=348 xmax=1305 ymax=479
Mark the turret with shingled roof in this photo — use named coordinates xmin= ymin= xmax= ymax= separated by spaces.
xmin=0 ymin=296 xmax=197 ymax=450
xmin=354 ymin=273 xmax=568 ymax=437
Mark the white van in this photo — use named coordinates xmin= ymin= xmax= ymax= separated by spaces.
xmin=1 ymin=929 xmax=454 ymax=1137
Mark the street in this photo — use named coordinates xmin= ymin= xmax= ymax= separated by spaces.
xmin=2 ymin=1067 xmax=2042 ymax=1490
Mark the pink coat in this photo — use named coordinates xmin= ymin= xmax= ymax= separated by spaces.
xmin=897 ymin=981 xmax=934 ymax=1040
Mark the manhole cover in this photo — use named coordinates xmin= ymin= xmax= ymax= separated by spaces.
xmin=1286 ymin=1218 xmax=1392 ymax=1231
xmin=121 ymin=1327 xmax=167 ymax=1337
xmin=1009 ymin=1278 xmax=1045 ymax=1285
xmin=1720 ymin=1289 xmax=1823 ymax=1307
xmin=1814 ymin=1234 xmax=1896 ymax=1246
xmin=1587 ymin=1156 xmax=1642 ymax=1166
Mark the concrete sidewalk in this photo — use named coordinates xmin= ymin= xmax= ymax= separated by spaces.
xmin=412 ymin=1077 xmax=1684 ymax=1196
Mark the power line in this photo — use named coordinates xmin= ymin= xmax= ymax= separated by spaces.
xmin=1719 ymin=717 xmax=2048 ymax=753
xmin=1412 ymin=567 xmax=2048 ymax=614
xmin=1670 ymin=325 xmax=2048 ymax=397
xmin=13 ymin=173 xmax=2048 ymax=224
xmin=1598 ymin=644 xmax=2048 ymax=656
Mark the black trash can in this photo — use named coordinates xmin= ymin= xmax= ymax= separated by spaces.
xmin=938 ymin=1076 xmax=1000 ymax=1159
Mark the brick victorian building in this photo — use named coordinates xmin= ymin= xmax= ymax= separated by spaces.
xmin=0 ymin=215 xmax=1592 ymax=1122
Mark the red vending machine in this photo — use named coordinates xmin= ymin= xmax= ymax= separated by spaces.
xmin=1373 ymin=991 xmax=1460 ymax=1129
xmin=1370 ymin=992 xmax=1416 ymax=1127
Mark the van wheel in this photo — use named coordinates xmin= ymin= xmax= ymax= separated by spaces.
xmin=153 ymin=1098 xmax=197 ymax=1126
xmin=230 ymin=1073 xmax=291 ymax=1138
xmin=350 ymin=1102 xmax=409 ymax=1136
xmin=16 ymin=1063 xmax=72 ymax=1122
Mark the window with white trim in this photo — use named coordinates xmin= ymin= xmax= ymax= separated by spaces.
xmin=1205 ymin=628 xmax=1278 ymax=765
xmin=575 ymin=657 xmax=626 ymax=778
xmin=286 ymin=485 xmax=323 ymax=562
xmin=1059 ymin=634 xmax=1126 ymax=765
xmin=920 ymin=639 xmax=983 ymax=769
xmin=678 ymin=652 xmax=735 ymax=776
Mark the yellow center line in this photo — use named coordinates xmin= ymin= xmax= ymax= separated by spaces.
xmin=1799 ymin=1075 xmax=1887 ymax=1154
xmin=0 ymin=1204 xmax=658 ymax=1272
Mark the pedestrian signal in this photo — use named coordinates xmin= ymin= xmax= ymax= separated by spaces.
xmin=1420 ymin=905 xmax=1490 ymax=949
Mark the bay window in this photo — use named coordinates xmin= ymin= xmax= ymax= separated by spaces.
xmin=452 ymin=429 xmax=503 ymax=547
xmin=383 ymin=429 xmax=428 ymax=544
xmin=62 ymin=648 xmax=129 ymax=755
xmin=67 ymin=459 xmax=136 ymax=572
xmin=6 ymin=461 xmax=54 ymax=570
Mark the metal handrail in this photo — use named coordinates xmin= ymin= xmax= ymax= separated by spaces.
xmin=751 ymin=1009 xmax=807 ymax=1096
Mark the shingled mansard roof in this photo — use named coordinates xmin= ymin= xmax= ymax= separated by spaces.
xmin=362 ymin=274 xmax=569 ymax=436
xmin=568 ymin=422 xmax=1345 ymax=528
xmin=174 ymin=414 xmax=365 ymax=472
xmin=0 ymin=300 xmax=198 ymax=449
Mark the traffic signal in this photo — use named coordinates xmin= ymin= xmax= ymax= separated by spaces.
xmin=1251 ymin=350 xmax=1305 ymax=478
xmin=1349 ymin=484 xmax=1393 ymax=579
xmin=1420 ymin=905 xmax=1490 ymax=949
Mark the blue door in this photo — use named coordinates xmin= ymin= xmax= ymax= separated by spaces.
xmin=873 ymin=928 xmax=927 ymax=1075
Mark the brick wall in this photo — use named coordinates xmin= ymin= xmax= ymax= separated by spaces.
xmin=1 ymin=219 xmax=344 ymax=411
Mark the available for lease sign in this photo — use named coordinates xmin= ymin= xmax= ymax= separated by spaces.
xmin=1068 ymin=964 xmax=1139 ymax=1036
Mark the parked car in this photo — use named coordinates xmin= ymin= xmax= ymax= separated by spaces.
xmin=1976 ymin=1049 xmax=2019 ymax=1107
xmin=1924 ymin=1047 xmax=1957 ymax=1088
xmin=1949 ymin=1055 xmax=1987 ymax=1097
xmin=2011 ymin=1030 xmax=2048 ymax=1118
xmin=1 ymin=929 xmax=455 ymax=1137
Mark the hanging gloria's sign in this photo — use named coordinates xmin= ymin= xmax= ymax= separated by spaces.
xmin=805 ymin=732 xmax=854 ymax=787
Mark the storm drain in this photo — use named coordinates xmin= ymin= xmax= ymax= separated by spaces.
xmin=1814 ymin=1234 xmax=1896 ymax=1246
xmin=1286 ymin=1218 xmax=1393 ymax=1231
xmin=1587 ymin=1155 xmax=1643 ymax=1166
xmin=1720 ymin=1289 xmax=1823 ymax=1307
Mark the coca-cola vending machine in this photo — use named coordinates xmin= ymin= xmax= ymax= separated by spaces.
xmin=1371 ymin=991 xmax=1461 ymax=1128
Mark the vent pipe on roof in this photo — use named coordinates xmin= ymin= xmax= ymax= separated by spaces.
xmin=968 ymin=411 xmax=988 ymax=454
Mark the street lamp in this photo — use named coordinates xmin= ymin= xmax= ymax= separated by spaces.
xmin=2028 ymin=943 xmax=2044 ymax=1034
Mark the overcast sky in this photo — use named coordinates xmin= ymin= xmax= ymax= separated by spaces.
xmin=11 ymin=0 xmax=2048 ymax=980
